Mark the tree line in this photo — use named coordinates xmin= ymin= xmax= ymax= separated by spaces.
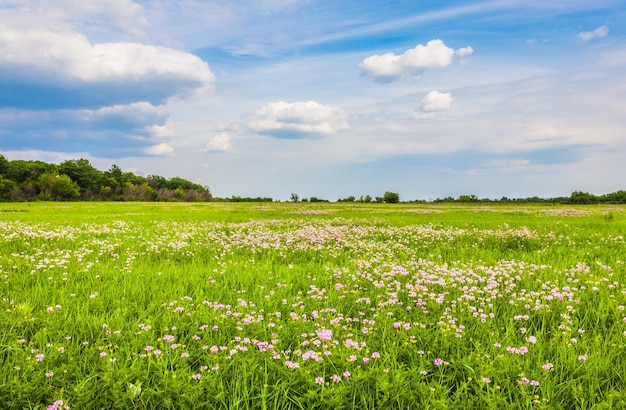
xmin=0 ymin=155 xmax=211 ymax=202
xmin=2 ymin=155 xmax=625 ymax=204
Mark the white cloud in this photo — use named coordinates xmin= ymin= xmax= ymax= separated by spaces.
xmin=420 ymin=91 xmax=453 ymax=112
xmin=577 ymin=25 xmax=609 ymax=41
xmin=148 ymin=118 xmax=176 ymax=139
xmin=0 ymin=12 xmax=214 ymax=109
xmin=412 ymin=91 xmax=453 ymax=118
xmin=144 ymin=143 xmax=175 ymax=156
xmin=249 ymin=101 xmax=349 ymax=138
xmin=204 ymin=132 xmax=234 ymax=153
xmin=0 ymin=21 xmax=213 ymax=85
xmin=360 ymin=40 xmax=472 ymax=81
xmin=455 ymin=46 xmax=474 ymax=57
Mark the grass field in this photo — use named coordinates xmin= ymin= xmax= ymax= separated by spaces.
xmin=1 ymin=202 xmax=625 ymax=409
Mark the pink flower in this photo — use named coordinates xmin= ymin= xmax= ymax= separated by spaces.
xmin=315 ymin=376 xmax=324 ymax=384
xmin=36 ymin=354 xmax=44 ymax=362
xmin=316 ymin=329 xmax=333 ymax=341
xmin=371 ymin=352 xmax=380 ymax=359
xmin=331 ymin=374 xmax=341 ymax=383
xmin=45 ymin=372 xmax=54 ymax=377
xmin=192 ymin=374 xmax=201 ymax=380
xmin=542 ymin=362 xmax=554 ymax=371
xmin=434 ymin=358 xmax=443 ymax=366
xmin=343 ymin=371 xmax=351 ymax=380
xmin=481 ymin=377 xmax=491 ymax=383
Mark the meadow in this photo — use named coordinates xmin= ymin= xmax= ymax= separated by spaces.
xmin=0 ymin=202 xmax=625 ymax=409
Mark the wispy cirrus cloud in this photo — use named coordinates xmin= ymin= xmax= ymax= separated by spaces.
xmin=577 ymin=25 xmax=609 ymax=41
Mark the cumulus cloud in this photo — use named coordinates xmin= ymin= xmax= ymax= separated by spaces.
xmin=412 ymin=91 xmax=453 ymax=119
xmin=144 ymin=143 xmax=175 ymax=156
xmin=360 ymin=40 xmax=473 ymax=82
xmin=577 ymin=25 xmax=609 ymax=41
xmin=0 ymin=15 xmax=215 ymax=109
xmin=249 ymin=101 xmax=349 ymax=139
xmin=204 ymin=133 xmax=234 ymax=153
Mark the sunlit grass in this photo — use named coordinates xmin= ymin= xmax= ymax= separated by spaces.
xmin=0 ymin=202 xmax=625 ymax=408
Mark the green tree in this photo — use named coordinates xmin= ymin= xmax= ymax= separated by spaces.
xmin=569 ymin=191 xmax=597 ymax=204
xmin=458 ymin=194 xmax=478 ymax=202
xmin=290 ymin=193 xmax=299 ymax=202
xmin=7 ymin=160 xmax=57 ymax=184
xmin=383 ymin=191 xmax=400 ymax=203
xmin=58 ymin=159 xmax=103 ymax=196
xmin=37 ymin=173 xmax=80 ymax=200
xmin=0 ymin=154 xmax=9 ymax=176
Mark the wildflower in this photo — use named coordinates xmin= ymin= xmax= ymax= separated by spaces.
xmin=331 ymin=374 xmax=341 ymax=383
xmin=36 ymin=354 xmax=44 ymax=362
xmin=181 ymin=352 xmax=189 ymax=358
xmin=530 ymin=380 xmax=540 ymax=386
xmin=45 ymin=371 xmax=54 ymax=377
xmin=192 ymin=374 xmax=201 ymax=380
xmin=154 ymin=350 xmax=161 ymax=356
xmin=371 ymin=352 xmax=380 ymax=359
xmin=363 ymin=357 xmax=370 ymax=365
xmin=481 ymin=377 xmax=491 ymax=383
xmin=145 ymin=345 xmax=153 ymax=351
xmin=578 ymin=355 xmax=588 ymax=361
xmin=285 ymin=361 xmax=300 ymax=369
xmin=46 ymin=400 xmax=70 ymax=410
xmin=434 ymin=358 xmax=443 ymax=366
xmin=316 ymin=329 xmax=333 ymax=341
xmin=518 ymin=377 xmax=530 ymax=386
xmin=527 ymin=336 xmax=537 ymax=344
xmin=315 ymin=376 xmax=324 ymax=384
xmin=542 ymin=363 xmax=554 ymax=371
xmin=420 ymin=370 xmax=428 ymax=375
xmin=99 ymin=352 xmax=107 ymax=357
xmin=343 ymin=371 xmax=351 ymax=380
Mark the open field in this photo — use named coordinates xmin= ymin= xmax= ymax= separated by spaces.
xmin=1 ymin=202 xmax=625 ymax=409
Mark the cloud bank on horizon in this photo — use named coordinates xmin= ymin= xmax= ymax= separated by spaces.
xmin=0 ymin=0 xmax=625 ymax=199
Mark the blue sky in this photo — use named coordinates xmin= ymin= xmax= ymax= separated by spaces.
xmin=1 ymin=0 xmax=625 ymax=200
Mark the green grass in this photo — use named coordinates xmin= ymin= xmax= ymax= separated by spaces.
xmin=0 ymin=202 xmax=625 ymax=409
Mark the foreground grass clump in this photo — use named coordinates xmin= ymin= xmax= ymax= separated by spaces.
xmin=0 ymin=202 xmax=625 ymax=409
